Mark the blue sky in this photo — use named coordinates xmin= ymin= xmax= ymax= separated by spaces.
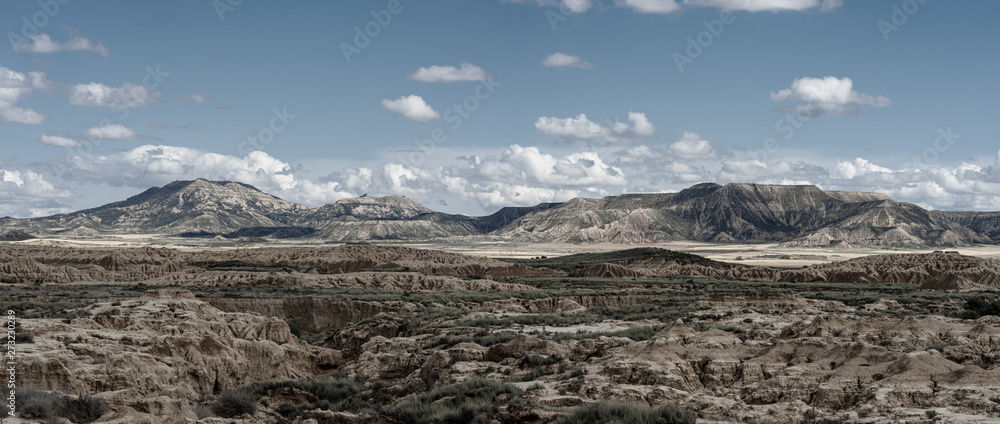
xmin=1 ymin=0 xmax=999 ymax=217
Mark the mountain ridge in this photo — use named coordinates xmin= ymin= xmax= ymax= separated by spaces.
xmin=1 ymin=179 xmax=997 ymax=246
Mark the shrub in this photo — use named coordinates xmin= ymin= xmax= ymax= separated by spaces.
xmin=388 ymin=378 xmax=522 ymax=424
xmin=192 ymin=404 xmax=216 ymax=419
xmin=59 ymin=395 xmax=109 ymax=423
xmin=965 ymin=296 xmax=1000 ymax=317
xmin=472 ymin=331 xmax=517 ymax=347
xmin=555 ymin=402 xmax=697 ymax=424
xmin=212 ymin=387 xmax=259 ymax=418
xmin=14 ymin=387 xmax=60 ymax=419
xmin=287 ymin=321 xmax=302 ymax=338
xmin=13 ymin=322 xmax=34 ymax=343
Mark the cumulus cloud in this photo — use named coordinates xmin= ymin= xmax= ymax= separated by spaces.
xmin=0 ymin=65 xmax=51 ymax=125
xmin=835 ymin=157 xmax=892 ymax=179
xmin=542 ymin=53 xmax=594 ymax=69
xmin=770 ymin=76 xmax=891 ymax=117
xmin=69 ymin=82 xmax=161 ymax=108
xmin=12 ymin=34 xmax=110 ymax=57
xmin=85 ymin=124 xmax=138 ymax=140
xmin=534 ymin=112 xmax=655 ymax=144
xmin=58 ymin=145 xmax=354 ymax=206
xmin=668 ymin=132 xmax=718 ymax=160
xmin=0 ymin=168 xmax=72 ymax=217
xmin=375 ymin=144 xmax=627 ymax=209
xmin=407 ymin=63 xmax=489 ymax=83
xmin=380 ymin=95 xmax=442 ymax=122
xmin=40 ymin=134 xmax=80 ymax=148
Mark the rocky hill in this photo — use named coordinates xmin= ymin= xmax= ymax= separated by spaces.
xmin=495 ymin=183 xmax=968 ymax=246
xmin=0 ymin=179 xmax=309 ymax=234
xmin=1 ymin=180 xmax=999 ymax=246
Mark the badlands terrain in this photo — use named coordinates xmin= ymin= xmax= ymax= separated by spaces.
xmin=2 ymin=180 xmax=1000 ymax=423
xmin=2 ymin=241 xmax=1000 ymax=424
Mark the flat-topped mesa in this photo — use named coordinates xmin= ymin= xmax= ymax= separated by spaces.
xmin=825 ymin=190 xmax=893 ymax=203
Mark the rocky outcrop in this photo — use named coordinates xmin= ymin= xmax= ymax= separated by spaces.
xmin=19 ymin=290 xmax=342 ymax=408
xmin=208 ymin=298 xmax=416 ymax=334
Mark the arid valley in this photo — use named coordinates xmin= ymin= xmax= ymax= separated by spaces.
xmin=3 ymin=181 xmax=1000 ymax=423
xmin=3 ymin=2 xmax=1000 ymax=422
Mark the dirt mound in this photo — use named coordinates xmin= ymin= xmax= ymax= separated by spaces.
xmin=783 ymin=252 xmax=1000 ymax=290
xmin=0 ymin=244 xmax=550 ymax=289
xmin=0 ymin=230 xmax=36 ymax=241
xmin=572 ymin=263 xmax=644 ymax=278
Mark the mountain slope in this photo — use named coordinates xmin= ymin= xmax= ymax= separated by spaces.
xmin=1 ymin=180 xmax=998 ymax=246
xmin=0 ymin=179 xmax=309 ymax=234
xmin=492 ymin=183 xmax=971 ymax=246
xmin=293 ymin=195 xmax=482 ymax=241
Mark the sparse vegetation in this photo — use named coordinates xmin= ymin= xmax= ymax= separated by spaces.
xmin=555 ymin=402 xmax=697 ymax=424
xmin=211 ymin=387 xmax=259 ymax=418
xmin=388 ymin=378 xmax=526 ymax=424
xmin=962 ymin=295 xmax=1000 ymax=318
xmin=13 ymin=388 xmax=108 ymax=423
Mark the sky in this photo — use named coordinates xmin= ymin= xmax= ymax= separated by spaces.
xmin=1 ymin=0 xmax=999 ymax=218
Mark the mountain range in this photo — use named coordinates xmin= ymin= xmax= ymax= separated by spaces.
xmin=1 ymin=179 xmax=998 ymax=246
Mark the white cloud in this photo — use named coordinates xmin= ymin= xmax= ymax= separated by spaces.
xmin=407 ymin=63 xmax=489 ymax=83
xmin=506 ymin=0 xmax=592 ymax=13
xmin=59 ymin=145 xmax=353 ymax=206
xmin=12 ymin=34 xmax=110 ymax=57
xmin=534 ymin=112 xmax=655 ymax=144
xmin=0 ymin=65 xmax=50 ymax=125
xmin=85 ymin=124 xmax=138 ymax=140
xmin=69 ymin=82 xmax=160 ymax=108
xmin=0 ymin=168 xmax=72 ymax=218
xmin=835 ymin=157 xmax=892 ymax=179
xmin=627 ymin=112 xmax=655 ymax=136
xmin=40 ymin=134 xmax=80 ymax=148
xmin=682 ymin=0 xmax=836 ymax=12
xmin=668 ymin=132 xmax=717 ymax=160
xmin=770 ymin=76 xmax=891 ymax=117
xmin=542 ymin=53 xmax=594 ymax=69
xmin=617 ymin=0 xmax=681 ymax=14
xmin=619 ymin=0 xmax=840 ymax=13
xmin=380 ymin=95 xmax=442 ymax=122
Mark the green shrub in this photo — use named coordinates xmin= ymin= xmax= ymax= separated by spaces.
xmin=472 ymin=331 xmax=517 ymax=347
xmin=966 ymin=296 xmax=1000 ymax=317
xmin=59 ymin=395 xmax=109 ymax=423
xmin=556 ymin=402 xmax=697 ymax=424
xmin=212 ymin=387 xmax=259 ymax=418
xmin=287 ymin=321 xmax=302 ymax=338
xmin=14 ymin=387 xmax=60 ymax=419
xmin=388 ymin=378 xmax=522 ymax=424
